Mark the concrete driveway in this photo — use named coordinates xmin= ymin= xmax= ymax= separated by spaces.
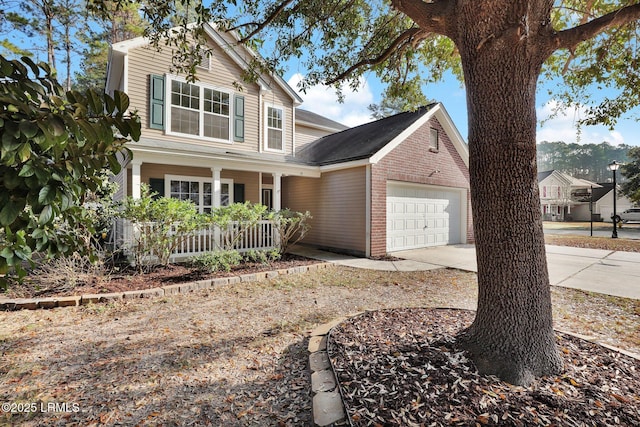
xmin=392 ymin=244 xmax=640 ymax=300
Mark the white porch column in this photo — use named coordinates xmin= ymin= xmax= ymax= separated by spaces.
xmin=211 ymin=166 xmax=222 ymax=249
xmin=212 ymin=167 xmax=222 ymax=208
xmin=273 ymin=173 xmax=282 ymax=211
xmin=131 ymin=160 xmax=142 ymax=199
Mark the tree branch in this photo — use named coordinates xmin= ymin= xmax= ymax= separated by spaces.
xmin=551 ymin=3 xmax=640 ymax=52
xmin=227 ymin=0 xmax=297 ymax=43
xmin=325 ymin=27 xmax=427 ymax=85
xmin=390 ymin=0 xmax=455 ymax=36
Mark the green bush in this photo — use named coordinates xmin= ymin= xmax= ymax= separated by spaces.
xmin=0 ymin=55 xmax=139 ymax=285
xmin=120 ymin=184 xmax=204 ymax=270
xmin=190 ymin=250 xmax=242 ymax=272
xmin=243 ymin=248 xmax=281 ymax=264
xmin=204 ymin=202 xmax=269 ymax=250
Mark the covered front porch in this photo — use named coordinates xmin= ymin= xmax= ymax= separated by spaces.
xmin=114 ymin=147 xmax=321 ymax=260
xmin=119 ymin=146 xmax=320 ymax=210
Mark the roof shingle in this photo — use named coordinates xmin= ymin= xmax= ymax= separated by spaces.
xmin=296 ymin=105 xmax=436 ymax=166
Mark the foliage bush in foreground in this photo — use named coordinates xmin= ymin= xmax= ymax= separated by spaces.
xmin=0 ymin=55 xmax=140 ymax=286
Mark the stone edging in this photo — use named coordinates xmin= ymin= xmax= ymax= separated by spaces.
xmin=307 ymin=311 xmax=640 ymax=427
xmin=0 ymin=262 xmax=334 ymax=311
xmin=308 ymin=312 xmax=365 ymax=427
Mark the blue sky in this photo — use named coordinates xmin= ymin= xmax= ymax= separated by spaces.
xmin=286 ymin=70 xmax=640 ymax=147
xmin=3 ymin=3 xmax=637 ymax=148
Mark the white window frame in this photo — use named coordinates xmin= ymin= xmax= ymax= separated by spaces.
xmin=429 ymin=127 xmax=439 ymax=152
xmin=264 ymin=103 xmax=285 ymax=152
xmin=165 ymin=75 xmax=233 ymax=144
xmin=165 ymin=175 xmax=233 ymax=213
xmin=220 ymin=178 xmax=234 ymax=207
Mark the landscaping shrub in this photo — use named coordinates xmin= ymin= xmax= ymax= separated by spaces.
xmin=204 ymin=202 xmax=269 ymax=250
xmin=120 ymin=185 xmax=204 ymax=270
xmin=269 ymin=209 xmax=312 ymax=254
xmin=190 ymin=250 xmax=242 ymax=272
xmin=243 ymin=248 xmax=282 ymax=264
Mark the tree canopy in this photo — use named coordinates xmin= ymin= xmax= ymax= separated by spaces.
xmin=537 ymin=140 xmax=632 ymax=183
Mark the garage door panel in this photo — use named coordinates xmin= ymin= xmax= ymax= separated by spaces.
xmin=387 ymin=183 xmax=462 ymax=252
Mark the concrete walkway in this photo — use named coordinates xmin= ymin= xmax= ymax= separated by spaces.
xmin=290 ymin=244 xmax=640 ymax=300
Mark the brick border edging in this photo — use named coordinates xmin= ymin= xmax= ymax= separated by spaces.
xmin=308 ymin=312 xmax=366 ymax=427
xmin=0 ymin=263 xmax=334 ymax=311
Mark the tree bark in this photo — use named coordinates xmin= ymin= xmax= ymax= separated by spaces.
xmin=448 ymin=4 xmax=563 ymax=385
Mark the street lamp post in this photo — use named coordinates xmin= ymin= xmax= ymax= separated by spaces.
xmin=589 ymin=186 xmax=593 ymax=237
xmin=608 ymin=160 xmax=621 ymax=239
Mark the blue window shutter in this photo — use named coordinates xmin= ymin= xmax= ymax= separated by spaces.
xmin=234 ymin=95 xmax=245 ymax=142
xmin=149 ymin=75 xmax=165 ymax=130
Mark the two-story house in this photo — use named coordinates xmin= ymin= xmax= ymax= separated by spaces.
xmin=538 ymin=170 xmax=600 ymax=221
xmin=106 ymin=23 xmax=472 ymax=258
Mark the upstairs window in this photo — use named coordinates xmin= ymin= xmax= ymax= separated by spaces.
xmin=167 ymin=77 xmax=232 ymax=142
xmin=429 ymin=128 xmax=439 ymax=151
xmin=170 ymin=80 xmax=200 ymax=136
xmin=203 ymin=88 xmax=230 ymax=140
xmin=266 ymin=105 xmax=284 ymax=151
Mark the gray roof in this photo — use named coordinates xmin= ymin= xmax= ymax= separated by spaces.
xmin=593 ymin=183 xmax=614 ymax=202
xmin=295 ymin=109 xmax=349 ymax=131
xmin=296 ymin=104 xmax=436 ymax=166
xmin=537 ymin=170 xmax=554 ymax=182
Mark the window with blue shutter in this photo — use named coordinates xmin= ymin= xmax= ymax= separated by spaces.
xmin=149 ymin=75 xmax=165 ymax=130
xmin=234 ymin=95 xmax=245 ymax=142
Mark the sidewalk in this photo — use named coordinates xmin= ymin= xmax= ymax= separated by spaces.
xmin=290 ymin=244 xmax=640 ymax=300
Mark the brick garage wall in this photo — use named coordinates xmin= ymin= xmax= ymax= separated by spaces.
xmin=370 ymin=118 xmax=473 ymax=257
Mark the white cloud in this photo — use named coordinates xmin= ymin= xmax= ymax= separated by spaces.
xmin=536 ymin=100 xmax=625 ymax=145
xmin=287 ymin=73 xmax=375 ymax=127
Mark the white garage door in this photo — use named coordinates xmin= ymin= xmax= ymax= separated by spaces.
xmin=387 ymin=183 xmax=462 ymax=252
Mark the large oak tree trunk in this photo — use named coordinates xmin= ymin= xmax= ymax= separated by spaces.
xmin=453 ymin=5 xmax=563 ymax=385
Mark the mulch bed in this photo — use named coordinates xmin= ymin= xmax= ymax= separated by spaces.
xmin=3 ymin=254 xmax=318 ymax=299
xmin=328 ymin=308 xmax=640 ymax=426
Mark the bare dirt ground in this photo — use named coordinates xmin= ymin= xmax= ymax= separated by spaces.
xmin=0 ymin=236 xmax=639 ymax=426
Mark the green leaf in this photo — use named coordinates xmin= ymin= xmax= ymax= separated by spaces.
xmin=19 ymin=120 xmax=38 ymax=138
xmin=104 ymin=93 xmax=116 ymax=114
xmin=3 ymin=168 xmax=20 ymax=190
xmin=18 ymin=163 xmax=35 ymax=177
xmin=0 ymin=246 xmax=13 ymax=259
xmin=59 ymin=192 xmax=72 ymax=211
xmin=2 ymin=133 xmax=21 ymax=152
xmin=77 ymin=120 xmax=98 ymax=142
xmin=86 ymin=89 xmax=102 ymax=113
xmin=38 ymin=204 xmax=53 ymax=225
xmin=38 ymin=185 xmax=56 ymax=204
xmin=17 ymin=143 xmax=31 ymax=162
xmin=113 ymin=90 xmax=130 ymax=113
xmin=0 ymin=202 xmax=21 ymax=226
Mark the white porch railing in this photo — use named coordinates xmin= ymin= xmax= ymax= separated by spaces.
xmin=115 ymin=219 xmax=277 ymax=262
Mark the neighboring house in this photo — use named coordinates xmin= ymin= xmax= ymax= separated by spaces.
xmin=106 ymin=23 xmax=472 ymax=258
xmin=588 ymin=183 xmax=633 ymax=223
xmin=538 ymin=170 xmax=600 ymax=221
xmin=537 ymin=170 xmax=633 ymax=222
